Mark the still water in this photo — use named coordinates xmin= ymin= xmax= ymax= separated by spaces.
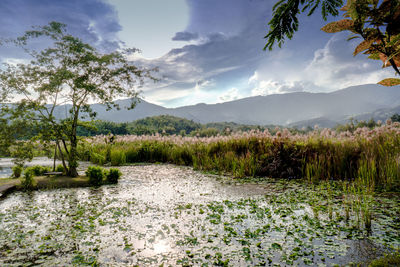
xmin=0 ymin=164 xmax=399 ymax=266
xmin=0 ymin=157 xmax=90 ymax=178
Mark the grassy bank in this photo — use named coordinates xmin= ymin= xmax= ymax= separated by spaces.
xmin=79 ymin=123 xmax=400 ymax=191
xmin=0 ymin=175 xmax=91 ymax=191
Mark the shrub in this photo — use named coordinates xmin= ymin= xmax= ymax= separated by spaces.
xmin=86 ymin=166 xmax=105 ymax=186
xmin=12 ymin=165 xmax=23 ymax=178
xmin=369 ymin=253 xmax=400 ymax=267
xmin=28 ymin=165 xmax=51 ymax=176
xmin=56 ymin=164 xmax=65 ymax=174
xmin=31 ymin=165 xmax=43 ymax=176
xmin=105 ymin=168 xmax=122 ymax=184
xmin=90 ymin=152 xmax=106 ymax=165
xmin=110 ymin=149 xmax=126 ymax=166
xmin=21 ymin=169 xmax=35 ymax=190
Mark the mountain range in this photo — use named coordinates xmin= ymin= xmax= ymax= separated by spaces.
xmin=53 ymin=84 xmax=400 ymax=128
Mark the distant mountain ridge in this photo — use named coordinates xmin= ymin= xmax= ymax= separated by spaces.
xmin=54 ymin=84 xmax=400 ymax=127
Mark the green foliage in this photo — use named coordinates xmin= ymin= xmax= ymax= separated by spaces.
xmin=264 ymin=0 xmax=343 ymax=50
xmin=0 ymin=106 xmax=37 ymax=158
xmin=392 ymin=113 xmax=400 ymax=123
xmin=105 ymin=168 xmax=122 ymax=184
xmin=0 ymin=22 xmax=155 ymax=177
xmin=25 ymin=165 xmax=51 ymax=176
xmin=85 ymin=166 xmax=105 ymax=186
xmin=20 ymin=169 xmax=35 ymax=190
xmin=12 ymin=165 xmax=23 ymax=178
xmin=56 ymin=164 xmax=65 ymax=174
xmin=77 ymin=121 xmax=129 ymax=136
xmin=110 ymin=149 xmax=126 ymax=166
xmin=81 ymin=123 xmax=400 ymax=190
xmin=267 ymin=0 xmax=400 ymax=84
xmin=335 ymin=118 xmax=378 ymax=132
xmin=127 ymin=115 xmax=202 ymax=136
xmin=369 ymin=253 xmax=400 ymax=267
xmin=190 ymin=128 xmax=220 ymax=137
xmin=3 ymin=115 xmax=308 ymax=138
xmin=324 ymin=0 xmax=400 ymax=83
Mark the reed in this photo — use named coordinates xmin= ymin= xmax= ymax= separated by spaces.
xmin=78 ymin=123 xmax=400 ymax=190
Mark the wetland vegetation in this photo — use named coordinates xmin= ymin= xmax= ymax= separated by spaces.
xmin=0 ymin=2 xmax=399 ymax=264
xmin=0 ymin=164 xmax=399 ymax=266
xmin=1 ymin=122 xmax=398 ymax=266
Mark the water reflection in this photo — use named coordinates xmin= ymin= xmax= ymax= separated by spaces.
xmin=0 ymin=166 xmax=12 ymax=178
xmin=0 ymin=157 xmax=93 ymax=178
xmin=0 ymin=164 xmax=398 ymax=266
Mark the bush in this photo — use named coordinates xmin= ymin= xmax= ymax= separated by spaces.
xmin=110 ymin=150 xmax=126 ymax=166
xmin=105 ymin=168 xmax=122 ymax=184
xmin=21 ymin=169 xmax=35 ymax=190
xmin=27 ymin=165 xmax=51 ymax=176
xmin=90 ymin=152 xmax=106 ymax=165
xmin=369 ymin=253 xmax=400 ymax=267
xmin=12 ymin=165 xmax=23 ymax=178
xmin=86 ymin=166 xmax=105 ymax=186
xmin=56 ymin=164 xmax=65 ymax=174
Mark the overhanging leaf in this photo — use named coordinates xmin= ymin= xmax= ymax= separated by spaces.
xmin=367 ymin=53 xmax=380 ymax=60
xmin=354 ymin=39 xmax=375 ymax=56
xmin=321 ymin=19 xmax=354 ymax=33
xmin=378 ymin=78 xmax=400 ymax=86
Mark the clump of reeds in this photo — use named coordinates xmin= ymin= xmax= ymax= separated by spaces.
xmin=79 ymin=122 xmax=400 ymax=190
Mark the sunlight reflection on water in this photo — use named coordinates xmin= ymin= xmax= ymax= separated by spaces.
xmin=0 ymin=164 xmax=398 ymax=266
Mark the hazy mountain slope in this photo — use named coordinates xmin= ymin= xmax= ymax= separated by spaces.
xmin=169 ymin=84 xmax=400 ymax=125
xmin=51 ymin=84 xmax=400 ymax=125
xmin=89 ymin=99 xmax=169 ymax=122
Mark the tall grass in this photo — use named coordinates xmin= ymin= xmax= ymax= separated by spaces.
xmin=78 ymin=123 xmax=400 ymax=190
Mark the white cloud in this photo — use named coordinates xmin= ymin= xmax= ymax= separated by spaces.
xmin=219 ymin=87 xmax=241 ymax=102
xmin=304 ymin=33 xmax=392 ymax=89
xmin=195 ymin=79 xmax=215 ymax=91
xmin=248 ymin=71 xmax=310 ymax=96
xmin=248 ymin=71 xmax=259 ymax=84
xmin=1 ymin=57 xmax=30 ymax=66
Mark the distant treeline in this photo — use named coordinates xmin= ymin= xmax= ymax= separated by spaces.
xmin=76 ymin=115 xmax=277 ymax=137
xmin=75 ymin=114 xmax=400 ymax=137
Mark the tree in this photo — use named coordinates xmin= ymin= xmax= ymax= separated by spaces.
xmin=265 ymin=0 xmax=400 ymax=86
xmin=391 ymin=113 xmax=400 ymax=122
xmin=0 ymin=22 xmax=156 ymax=176
xmin=0 ymin=105 xmax=36 ymax=164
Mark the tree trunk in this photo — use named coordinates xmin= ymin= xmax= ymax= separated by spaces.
xmin=67 ymin=138 xmax=79 ymax=177
xmin=53 ymin=142 xmax=57 ymax=172
xmin=67 ymin=111 xmax=79 ymax=177
xmin=57 ymin=141 xmax=68 ymax=174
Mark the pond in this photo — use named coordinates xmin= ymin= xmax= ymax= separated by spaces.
xmin=0 ymin=164 xmax=399 ymax=266
xmin=0 ymin=157 xmax=91 ymax=178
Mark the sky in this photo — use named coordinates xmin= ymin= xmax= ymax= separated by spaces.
xmin=0 ymin=0 xmax=393 ymax=107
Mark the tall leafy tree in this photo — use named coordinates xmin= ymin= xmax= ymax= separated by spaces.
xmin=265 ymin=0 xmax=400 ymax=86
xmin=0 ymin=22 xmax=156 ymax=176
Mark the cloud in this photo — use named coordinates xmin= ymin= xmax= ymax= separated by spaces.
xmin=0 ymin=0 xmax=122 ymax=53
xmin=172 ymin=31 xmax=199 ymax=41
xmin=219 ymin=87 xmax=241 ymax=102
xmin=131 ymin=0 xmax=272 ymax=106
xmin=303 ymin=33 xmax=392 ymax=89
xmin=249 ymin=71 xmax=314 ymax=96
xmin=1 ymin=0 xmax=391 ymax=108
